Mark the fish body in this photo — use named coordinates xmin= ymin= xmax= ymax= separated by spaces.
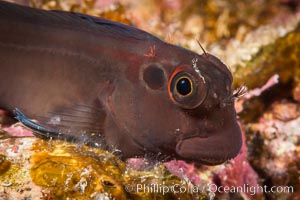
xmin=0 ymin=1 xmax=241 ymax=165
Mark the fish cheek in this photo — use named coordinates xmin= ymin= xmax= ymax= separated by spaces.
xmin=139 ymin=93 xmax=181 ymax=149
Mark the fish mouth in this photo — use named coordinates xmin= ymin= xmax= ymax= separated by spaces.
xmin=175 ymin=122 xmax=242 ymax=165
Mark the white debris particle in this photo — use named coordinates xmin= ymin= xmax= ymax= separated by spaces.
xmin=91 ymin=192 xmax=113 ymax=200
xmin=49 ymin=115 xmax=61 ymax=125
xmin=192 ymin=58 xmax=206 ymax=83
xmin=79 ymin=177 xmax=88 ymax=193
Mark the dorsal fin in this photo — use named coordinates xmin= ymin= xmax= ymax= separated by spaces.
xmin=0 ymin=1 xmax=156 ymax=41
xmin=71 ymin=12 xmax=152 ymax=40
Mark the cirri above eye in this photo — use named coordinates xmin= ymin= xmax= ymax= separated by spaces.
xmin=168 ymin=65 xmax=208 ymax=109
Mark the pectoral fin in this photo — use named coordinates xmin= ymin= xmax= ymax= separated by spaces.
xmin=13 ymin=103 xmax=107 ymax=148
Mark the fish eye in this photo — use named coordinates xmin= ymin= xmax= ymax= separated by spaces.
xmin=168 ymin=65 xmax=208 ymax=109
xmin=175 ymin=76 xmax=193 ymax=96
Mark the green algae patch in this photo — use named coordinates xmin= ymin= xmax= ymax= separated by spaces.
xmin=0 ymin=162 xmax=26 ymax=188
xmin=30 ymin=140 xmax=209 ymax=200
xmin=123 ymin=164 xmax=208 ymax=200
xmin=0 ymin=155 xmax=11 ymax=175
xmin=232 ymin=23 xmax=300 ymax=122
xmin=233 ymin=23 xmax=300 ymax=89
xmin=0 ymin=138 xmax=34 ymax=195
xmin=30 ymin=141 xmax=128 ymax=199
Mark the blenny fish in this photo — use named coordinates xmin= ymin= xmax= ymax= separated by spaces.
xmin=0 ymin=1 xmax=242 ymax=165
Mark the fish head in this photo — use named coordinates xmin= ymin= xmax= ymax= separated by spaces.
xmin=107 ymin=44 xmax=242 ymax=165
xmin=168 ymin=53 xmax=242 ymax=165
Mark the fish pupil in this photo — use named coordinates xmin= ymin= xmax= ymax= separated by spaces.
xmin=176 ymin=78 xmax=191 ymax=96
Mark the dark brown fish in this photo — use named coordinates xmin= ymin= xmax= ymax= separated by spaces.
xmin=0 ymin=1 xmax=241 ymax=165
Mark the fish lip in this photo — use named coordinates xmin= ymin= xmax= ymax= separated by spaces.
xmin=178 ymin=131 xmax=209 ymax=141
xmin=192 ymin=155 xmax=232 ymax=165
xmin=175 ymin=123 xmax=242 ymax=165
xmin=175 ymin=138 xmax=234 ymax=165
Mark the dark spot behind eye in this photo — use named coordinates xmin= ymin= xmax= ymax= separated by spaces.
xmin=143 ymin=64 xmax=165 ymax=90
